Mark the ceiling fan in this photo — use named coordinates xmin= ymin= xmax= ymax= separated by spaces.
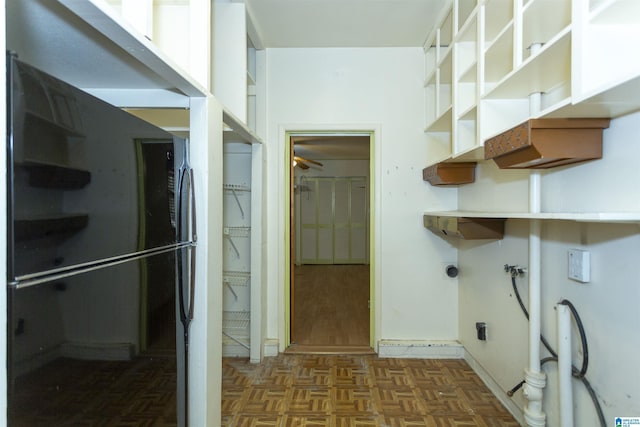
xmin=293 ymin=155 xmax=323 ymax=170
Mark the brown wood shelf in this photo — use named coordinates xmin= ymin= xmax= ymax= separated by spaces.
xmin=484 ymin=118 xmax=610 ymax=169
xmin=423 ymin=162 xmax=476 ymax=186
xmin=424 ymin=214 xmax=506 ymax=240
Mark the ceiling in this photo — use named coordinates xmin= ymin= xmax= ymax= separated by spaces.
xmin=254 ymin=1 xmax=446 ymax=161
xmin=292 ymin=135 xmax=370 ymax=161
xmin=244 ymin=0 xmax=447 ymax=48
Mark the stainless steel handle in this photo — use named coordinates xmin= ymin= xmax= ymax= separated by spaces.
xmin=187 ymin=167 xmax=196 ymax=321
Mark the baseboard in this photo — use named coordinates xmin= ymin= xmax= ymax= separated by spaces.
xmin=263 ymin=339 xmax=279 ymax=357
xmin=377 ymin=340 xmax=464 ymax=358
xmin=59 ymin=342 xmax=134 ymax=361
xmin=464 ymin=349 xmax=525 ymax=425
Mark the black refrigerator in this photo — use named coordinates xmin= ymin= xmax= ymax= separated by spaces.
xmin=6 ymin=54 xmax=196 ymax=426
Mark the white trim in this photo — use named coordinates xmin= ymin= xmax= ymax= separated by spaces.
xmin=464 ymin=349 xmax=526 ymax=425
xmin=263 ymin=339 xmax=279 ymax=358
xmin=377 ymin=340 xmax=464 ymax=359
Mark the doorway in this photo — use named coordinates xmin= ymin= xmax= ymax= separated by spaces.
xmin=287 ymin=133 xmax=373 ymax=352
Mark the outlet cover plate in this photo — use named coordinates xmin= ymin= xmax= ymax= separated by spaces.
xmin=568 ymin=249 xmax=590 ymax=283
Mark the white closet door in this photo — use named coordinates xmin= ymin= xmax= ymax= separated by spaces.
xmin=316 ymin=179 xmax=333 ymax=263
xmin=299 ymin=177 xmax=368 ymax=264
xmin=300 ymin=182 xmax=317 ymax=261
xmin=350 ymin=178 xmax=368 ymax=263
xmin=333 ymin=179 xmax=350 ymax=263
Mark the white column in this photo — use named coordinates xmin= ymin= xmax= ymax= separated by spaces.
xmin=188 ymin=95 xmax=224 ymax=426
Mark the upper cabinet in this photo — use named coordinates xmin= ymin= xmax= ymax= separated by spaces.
xmin=212 ymin=1 xmax=263 ymax=131
xmin=423 ymin=0 xmax=640 ymax=169
xmin=6 ymin=0 xmax=209 ymax=109
xmin=100 ymin=0 xmax=211 ymax=91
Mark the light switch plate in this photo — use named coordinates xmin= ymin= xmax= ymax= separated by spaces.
xmin=568 ymin=249 xmax=590 ymax=283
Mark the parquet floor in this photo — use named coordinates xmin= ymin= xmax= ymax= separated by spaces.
xmin=222 ymin=354 xmax=520 ymax=426
xmin=8 ymin=354 xmax=177 ymax=426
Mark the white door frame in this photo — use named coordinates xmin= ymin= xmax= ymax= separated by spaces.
xmin=279 ymin=123 xmax=382 ymax=351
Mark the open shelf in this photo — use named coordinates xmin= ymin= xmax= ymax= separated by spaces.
xmin=521 ymin=0 xmax=572 ymax=62
xmin=424 ymin=210 xmax=640 ymax=223
xmin=486 ymin=29 xmax=571 ymax=100
xmin=426 ymin=107 xmax=453 ymax=132
xmin=484 ymin=22 xmax=514 ymax=89
xmin=424 ymin=214 xmax=506 ymax=239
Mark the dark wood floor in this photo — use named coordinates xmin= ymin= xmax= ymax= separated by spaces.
xmin=222 ymin=354 xmax=520 ymax=426
xmin=292 ymin=264 xmax=370 ymax=350
xmin=9 ymin=355 xmax=177 ymax=426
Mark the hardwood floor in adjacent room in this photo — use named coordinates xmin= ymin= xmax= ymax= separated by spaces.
xmin=222 ymin=354 xmax=520 ymax=426
xmin=291 ymin=264 xmax=371 ymax=352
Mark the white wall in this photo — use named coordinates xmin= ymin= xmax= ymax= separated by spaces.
xmin=458 ymin=112 xmax=640 ymax=424
xmin=265 ymin=48 xmax=459 ymax=350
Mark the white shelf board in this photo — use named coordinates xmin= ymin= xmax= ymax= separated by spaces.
xmin=451 ymin=145 xmax=484 ymax=162
xmin=545 ymin=74 xmax=640 ymax=119
xmin=7 ymin=0 xmax=207 ymax=106
xmin=223 ymin=108 xmax=263 ymax=144
xmin=590 ymin=0 xmax=640 ymax=25
xmin=423 ymin=153 xmax=454 ymax=169
xmin=426 ymin=107 xmax=453 ymax=132
xmin=424 ymin=211 xmax=640 ymax=223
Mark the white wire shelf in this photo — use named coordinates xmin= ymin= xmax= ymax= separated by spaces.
xmin=223 ymin=184 xmax=250 ymax=192
xmin=223 ymin=311 xmax=250 ymax=331
xmin=223 ymin=271 xmax=251 ymax=287
xmin=223 ymin=226 xmax=251 ymax=238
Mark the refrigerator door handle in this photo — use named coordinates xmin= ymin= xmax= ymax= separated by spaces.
xmin=177 ymin=165 xmax=196 ymax=323
xmin=176 ymin=164 xmax=195 ymax=427
xmin=188 ymin=167 xmax=196 ymax=320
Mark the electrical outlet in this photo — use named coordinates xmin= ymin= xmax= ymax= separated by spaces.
xmin=476 ymin=322 xmax=487 ymax=341
xmin=442 ymin=262 xmax=458 ymax=279
xmin=568 ymin=249 xmax=590 ymax=283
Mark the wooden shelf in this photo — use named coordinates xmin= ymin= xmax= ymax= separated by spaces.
xmin=424 ymin=214 xmax=506 ymax=240
xmin=423 ymin=162 xmax=476 ymax=186
xmin=484 ymin=118 xmax=610 ymax=169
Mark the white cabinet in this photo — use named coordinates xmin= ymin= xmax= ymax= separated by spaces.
xmin=100 ymin=0 xmax=210 ymax=90
xmin=212 ymin=2 xmax=262 ymax=129
xmin=424 ymin=0 xmax=640 ymax=168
